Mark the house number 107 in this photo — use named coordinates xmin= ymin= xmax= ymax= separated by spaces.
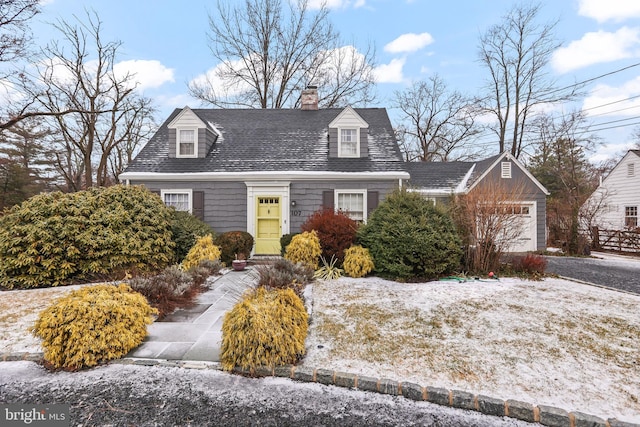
xmin=291 ymin=210 xmax=302 ymax=216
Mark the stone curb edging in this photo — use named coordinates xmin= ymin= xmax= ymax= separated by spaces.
xmin=2 ymin=354 xmax=638 ymax=427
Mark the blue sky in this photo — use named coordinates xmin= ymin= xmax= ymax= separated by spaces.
xmin=29 ymin=0 xmax=640 ymax=161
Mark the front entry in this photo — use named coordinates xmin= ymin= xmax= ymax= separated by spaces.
xmin=255 ymin=196 xmax=281 ymax=254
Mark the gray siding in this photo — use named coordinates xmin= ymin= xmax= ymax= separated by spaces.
xmin=289 ymin=180 xmax=398 ymax=231
xmin=131 ymin=180 xmax=247 ymax=233
xmin=132 ymin=178 xmax=399 ymax=237
xmin=473 ymin=160 xmax=547 ymax=250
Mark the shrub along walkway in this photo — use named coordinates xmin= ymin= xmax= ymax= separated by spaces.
xmin=127 ymin=267 xmax=256 ymax=362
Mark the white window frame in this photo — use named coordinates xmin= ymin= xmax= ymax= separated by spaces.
xmin=625 ymin=206 xmax=638 ymax=228
xmin=338 ymin=128 xmax=360 ymax=158
xmin=335 ymin=189 xmax=367 ymax=222
xmin=161 ymin=189 xmax=192 ymax=213
xmin=501 ymin=161 xmax=512 ymax=178
xmin=176 ymin=128 xmax=198 ymax=158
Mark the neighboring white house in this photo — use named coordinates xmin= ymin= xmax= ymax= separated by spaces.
xmin=583 ymin=149 xmax=640 ymax=231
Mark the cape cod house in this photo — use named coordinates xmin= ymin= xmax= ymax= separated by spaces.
xmin=406 ymin=152 xmax=549 ymax=252
xmin=119 ymin=87 xmax=409 ymax=255
xmin=120 ymin=87 xmax=548 ymax=255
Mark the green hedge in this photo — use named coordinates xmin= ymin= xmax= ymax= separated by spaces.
xmin=0 ymin=185 xmax=175 ymax=289
xmin=357 ymin=189 xmax=462 ymax=281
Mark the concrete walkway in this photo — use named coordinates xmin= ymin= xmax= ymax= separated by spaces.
xmin=127 ymin=267 xmax=257 ymax=362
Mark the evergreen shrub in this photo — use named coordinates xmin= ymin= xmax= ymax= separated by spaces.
xmin=220 ymin=287 xmax=308 ymax=372
xmin=284 ymin=230 xmax=322 ymax=270
xmin=181 ymin=234 xmax=221 ymax=271
xmin=357 ymin=189 xmax=462 ymax=281
xmin=301 ymin=209 xmax=358 ymax=264
xmin=343 ymin=245 xmax=375 ymax=278
xmin=0 ymin=185 xmax=175 ymax=289
xmin=279 ymin=233 xmax=299 ymax=256
xmin=214 ymin=231 xmax=254 ymax=265
xmin=32 ymin=283 xmax=157 ymax=370
xmin=170 ymin=210 xmax=215 ymax=263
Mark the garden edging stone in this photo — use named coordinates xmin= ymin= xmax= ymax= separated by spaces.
xmin=1 ymin=353 xmax=638 ymax=426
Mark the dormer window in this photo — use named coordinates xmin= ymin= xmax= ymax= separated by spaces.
xmin=177 ymin=129 xmax=197 ymax=158
xmin=339 ymin=128 xmax=359 ymax=157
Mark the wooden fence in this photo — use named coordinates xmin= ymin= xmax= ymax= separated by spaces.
xmin=590 ymin=227 xmax=640 ymax=253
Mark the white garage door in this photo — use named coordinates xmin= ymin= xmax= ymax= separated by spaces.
xmin=502 ymin=202 xmax=537 ymax=252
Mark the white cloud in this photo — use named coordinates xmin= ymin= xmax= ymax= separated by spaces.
xmin=308 ymin=0 xmax=364 ymax=9
xmin=582 ymin=76 xmax=640 ymax=116
xmin=113 ymin=60 xmax=174 ymax=91
xmin=373 ymin=58 xmax=405 ymax=83
xmin=189 ymin=58 xmax=254 ymax=100
xmin=578 ymin=0 xmax=640 ymax=23
xmin=0 ymin=79 xmax=24 ymax=107
xmin=551 ymin=27 xmax=640 ymax=73
xmin=384 ymin=32 xmax=434 ymax=54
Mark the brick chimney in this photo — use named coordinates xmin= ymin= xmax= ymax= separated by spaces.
xmin=301 ymin=85 xmax=318 ymax=110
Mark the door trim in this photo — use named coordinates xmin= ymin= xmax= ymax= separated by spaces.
xmin=245 ymin=181 xmax=290 ymax=254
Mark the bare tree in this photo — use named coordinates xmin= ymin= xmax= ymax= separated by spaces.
xmin=189 ymin=0 xmax=376 ymax=108
xmin=478 ymin=3 xmax=577 ymax=158
xmin=394 ymin=75 xmax=480 ymax=162
xmin=22 ymin=12 xmax=156 ymax=190
xmin=450 ymin=178 xmax=529 ymax=272
xmin=0 ymin=0 xmax=39 ymax=69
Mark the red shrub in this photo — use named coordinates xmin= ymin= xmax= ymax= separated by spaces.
xmin=513 ymin=254 xmax=547 ymax=275
xmin=301 ymin=209 xmax=358 ymax=264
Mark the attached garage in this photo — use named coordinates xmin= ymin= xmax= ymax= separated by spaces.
xmin=406 ymin=152 xmax=549 ymax=253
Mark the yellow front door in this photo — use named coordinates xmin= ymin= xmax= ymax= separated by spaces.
xmin=256 ymin=196 xmax=281 ymax=254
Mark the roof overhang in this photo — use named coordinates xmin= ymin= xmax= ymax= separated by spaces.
xmin=120 ymin=170 xmax=410 ymax=182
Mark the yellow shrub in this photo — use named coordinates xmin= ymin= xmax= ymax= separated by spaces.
xmin=284 ymin=230 xmax=321 ymax=270
xmin=220 ymin=287 xmax=308 ymax=372
xmin=343 ymin=245 xmax=375 ymax=278
xmin=32 ymin=283 xmax=157 ymax=370
xmin=181 ymin=234 xmax=222 ymax=270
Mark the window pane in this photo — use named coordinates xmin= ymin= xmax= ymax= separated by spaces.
xmin=164 ymin=193 xmax=190 ymax=211
xmin=340 ymin=129 xmax=358 ymax=156
xmin=179 ymin=130 xmax=195 ymax=156
xmin=625 ymin=206 xmax=638 ymax=227
xmin=337 ymin=192 xmax=364 ymax=221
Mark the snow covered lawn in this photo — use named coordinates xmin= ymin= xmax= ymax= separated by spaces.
xmin=0 ymin=284 xmax=87 ymax=353
xmin=1 ymin=273 xmax=638 ymax=422
xmin=303 ymin=276 xmax=640 ymax=422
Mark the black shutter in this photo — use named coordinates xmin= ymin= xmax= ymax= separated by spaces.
xmin=192 ymin=191 xmax=204 ymax=220
xmin=367 ymin=191 xmax=379 ymax=216
xmin=322 ymin=190 xmax=334 ymax=210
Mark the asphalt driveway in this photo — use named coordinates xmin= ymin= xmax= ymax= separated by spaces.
xmin=544 ymin=252 xmax=640 ymax=295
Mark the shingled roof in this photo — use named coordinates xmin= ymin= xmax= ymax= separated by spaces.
xmin=123 ymin=108 xmax=406 ymax=175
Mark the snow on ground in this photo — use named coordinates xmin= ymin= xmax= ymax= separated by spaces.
xmin=1 ymin=273 xmax=639 ymax=423
xmin=590 ymin=251 xmax=640 ymax=269
xmin=0 ymin=284 xmax=87 ymax=353
xmin=303 ymin=276 xmax=640 ymax=422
